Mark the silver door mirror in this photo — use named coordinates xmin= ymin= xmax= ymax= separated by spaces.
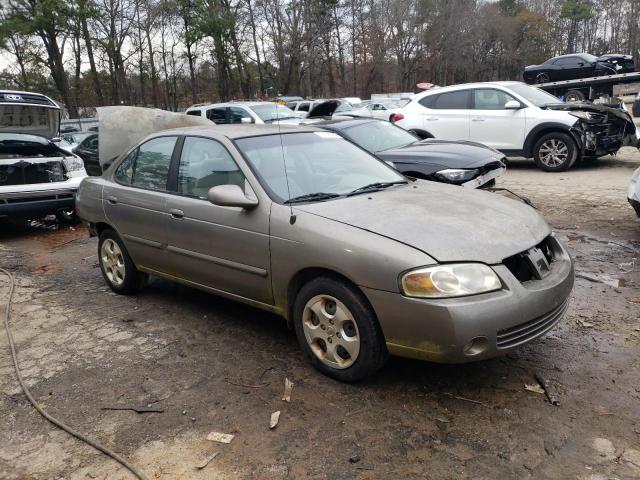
xmin=240 ymin=117 xmax=253 ymax=124
xmin=504 ymin=100 xmax=522 ymax=110
xmin=208 ymin=184 xmax=259 ymax=209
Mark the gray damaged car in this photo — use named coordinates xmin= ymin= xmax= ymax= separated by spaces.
xmin=76 ymin=120 xmax=574 ymax=381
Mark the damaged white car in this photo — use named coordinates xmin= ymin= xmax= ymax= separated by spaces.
xmin=0 ymin=90 xmax=87 ymax=222
xmin=629 ymin=167 xmax=640 ymax=218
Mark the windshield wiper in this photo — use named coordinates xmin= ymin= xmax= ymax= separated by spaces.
xmin=284 ymin=192 xmax=341 ymax=204
xmin=347 ymin=181 xmax=407 ymax=196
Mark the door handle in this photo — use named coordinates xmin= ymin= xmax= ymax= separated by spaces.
xmin=471 ymin=117 xmax=485 ymax=122
xmin=106 ymin=196 xmax=118 ymax=204
xmin=426 ymin=117 xmax=439 ymax=121
xmin=169 ymin=208 xmax=184 ymax=219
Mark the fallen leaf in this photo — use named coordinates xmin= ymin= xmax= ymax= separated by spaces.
xmin=270 ymin=411 xmax=281 ymax=429
xmin=282 ymin=378 xmax=294 ymax=402
xmin=525 ymin=384 xmax=545 ymax=394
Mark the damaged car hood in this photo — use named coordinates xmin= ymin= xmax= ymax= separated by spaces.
xmin=296 ymin=180 xmax=549 ymax=264
xmin=0 ymin=104 xmax=60 ymax=139
xmin=377 ymin=139 xmax=504 ymax=169
xmin=98 ymin=106 xmax=211 ymax=166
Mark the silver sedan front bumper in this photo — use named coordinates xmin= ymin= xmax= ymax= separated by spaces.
xmin=362 ymin=236 xmax=574 ymax=363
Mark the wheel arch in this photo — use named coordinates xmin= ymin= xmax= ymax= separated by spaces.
xmin=523 ymin=123 xmax=582 ymax=158
xmin=285 ymin=267 xmax=375 ymax=328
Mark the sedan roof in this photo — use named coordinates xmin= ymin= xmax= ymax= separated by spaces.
xmin=147 ymin=123 xmax=322 ymax=140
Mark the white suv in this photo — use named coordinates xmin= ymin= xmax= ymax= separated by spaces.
xmin=1 ymin=90 xmax=88 ymax=222
xmin=395 ymin=81 xmax=638 ymax=171
xmin=185 ymin=102 xmax=302 ymax=125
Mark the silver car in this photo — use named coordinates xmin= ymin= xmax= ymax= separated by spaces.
xmin=76 ymin=124 xmax=574 ymax=381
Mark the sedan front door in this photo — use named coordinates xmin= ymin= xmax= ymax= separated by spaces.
xmin=165 ymin=136 xmax=272 ymax=304
xmin=469 ymin=88 xmax=527 ymax=150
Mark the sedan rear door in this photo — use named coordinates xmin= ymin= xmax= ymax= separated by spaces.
xmin=103 ymin=135 xmax=178 ymax=272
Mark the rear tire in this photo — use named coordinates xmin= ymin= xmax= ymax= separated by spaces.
xmin=55 ymin=209 xmax=79 ymax=224
xmin=293 ymin=277 xmax=388 ymax=382
xmin=533 ymin=132 xmax=578 ymax=172
xmin=98 ymin=229 xmax=147 ymax=294
xmin=565 ymin=89 xmax=586 ymax=102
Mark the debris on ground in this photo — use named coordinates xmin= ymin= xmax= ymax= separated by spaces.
xmin=524 ymin=384 xmax=545 ymax=395
xmin=282 ymin=378 xmax=293 ymax=402
xmin=206 ymin=432 xmax=234 ymax=444
xmin=534 ymin=372 xmax=560 ymax=406
xmin=349 ymin=454 xmax=361 ymax=464
xmin=576 ymin=317 xmax=595 ymax=328
xmin=435 ymin=418 xmax=449 ymax=431
xmin=270 ymin=411 xmax=280 ymax=429
xmin=195 ymin=451 xmax=219 ymax=470
xmin=101 ymin=406 xmax=163 ymax=414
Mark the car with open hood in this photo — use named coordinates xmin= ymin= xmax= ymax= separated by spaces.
xmin=523 ymin=53 xmax=635 ymax=84
xmin=76 ymin=114 xmax=574 ymax=381
xmin=394 ymin=81 xmax=639 ymax=171
xmin=0 ymin=90 xmax=87 ymax=222
xmin=316 ymin=118 xmax=505 ymax=188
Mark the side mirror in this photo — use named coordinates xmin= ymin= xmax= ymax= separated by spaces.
xmin=52 ymin=137 xmax=62 ymax=143
xmin=208 ymin=184 xmax=258 ymax=209
xmin=240 ymin=117 xmax=253 ymax=124
xmin=504 ymin=100 xmax=522 ymax=110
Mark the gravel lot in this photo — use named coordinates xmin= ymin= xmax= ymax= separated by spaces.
xmin=1 ymin=148 xmax=639 ymax=480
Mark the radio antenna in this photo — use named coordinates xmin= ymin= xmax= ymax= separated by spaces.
xmin=274 ymin=97 xmax=295 ymax=223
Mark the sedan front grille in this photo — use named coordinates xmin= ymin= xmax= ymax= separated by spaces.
xmin=496 ymin=299 xmax=568 ymax=349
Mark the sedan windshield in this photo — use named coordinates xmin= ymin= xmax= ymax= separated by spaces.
xmin=343 ymin=121 xmax=417 ymax=153
xmin=249 ymin=104 xmax=298 ymax=122
xmin=508 ymin=83 xmax=562 ymax=107
xmin=236 ymin=132 xmax=406 ymax=203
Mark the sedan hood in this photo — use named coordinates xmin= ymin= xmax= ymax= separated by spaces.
xmin=377 ymin=139 xmax=503 ymax=169
xmin=296 ymin=181 xmax=549 ymax=264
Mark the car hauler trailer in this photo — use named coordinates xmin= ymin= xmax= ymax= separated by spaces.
xmin=536 ymin=71 xmax=640 ymax=103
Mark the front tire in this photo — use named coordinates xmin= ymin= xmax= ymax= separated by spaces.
xmin=293 ymin=277 xmax=387 ymax=382
xmin=535 ymin=72 xmax=551 ymax=83
xmin=533 ymin=132 xmax=578 ymax=172
xmin=98 ymin=229 xmax=147 ymax=294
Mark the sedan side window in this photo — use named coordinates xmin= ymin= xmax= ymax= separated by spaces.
xmin=473 ymin=89 xmax=517 ymax=110
xmin=177 ymin=137 xmax=246 ymax=199
xmin=130 ymin=136 xmax=177 ymax=191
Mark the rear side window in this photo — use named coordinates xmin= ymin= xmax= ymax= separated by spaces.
xmin=114 ymin=150 xmax=137 ymax=183
xmin=129 ymin=136 xmax=177 ymax=190
xmin=177 ymin=137 xmax=245 ymax=199
xmin=431 ymin=91 xmax=470 ymax=109
xmin=297 ymin=102 xmax=310 ymax=112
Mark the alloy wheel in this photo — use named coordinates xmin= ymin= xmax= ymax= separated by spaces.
xmin=536 ymin=73 xmax=550 ymax=83
xmin=302 ymin=295 xmax=360 ymax=369
xmin=538 ymin=139 xmax=568 ymax=168
xmin=100 ymin=238 xmax=126 ymax=286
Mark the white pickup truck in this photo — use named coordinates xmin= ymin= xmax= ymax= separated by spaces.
xmin=0 ymin=90 xmax=87 ymax=222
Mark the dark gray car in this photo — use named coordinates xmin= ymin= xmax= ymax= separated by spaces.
xmin=316 ymin=118 xmax=506 ymax=187
xmin=76 ymin=123 xmax=574 ymax=381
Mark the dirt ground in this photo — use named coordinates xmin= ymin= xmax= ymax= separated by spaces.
xmin=1 ymin=148 xmax=640 ymax=480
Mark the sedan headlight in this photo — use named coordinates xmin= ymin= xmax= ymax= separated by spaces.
xmin=63 ymin=155 xmax=85 ymax=172
xmin=400 ymin=264 xmax=502 ymax=298
xmin=569 ymin=111 xmax=605 ymax=123
xmin=434 ymin=168 xmax=479 ymax=183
